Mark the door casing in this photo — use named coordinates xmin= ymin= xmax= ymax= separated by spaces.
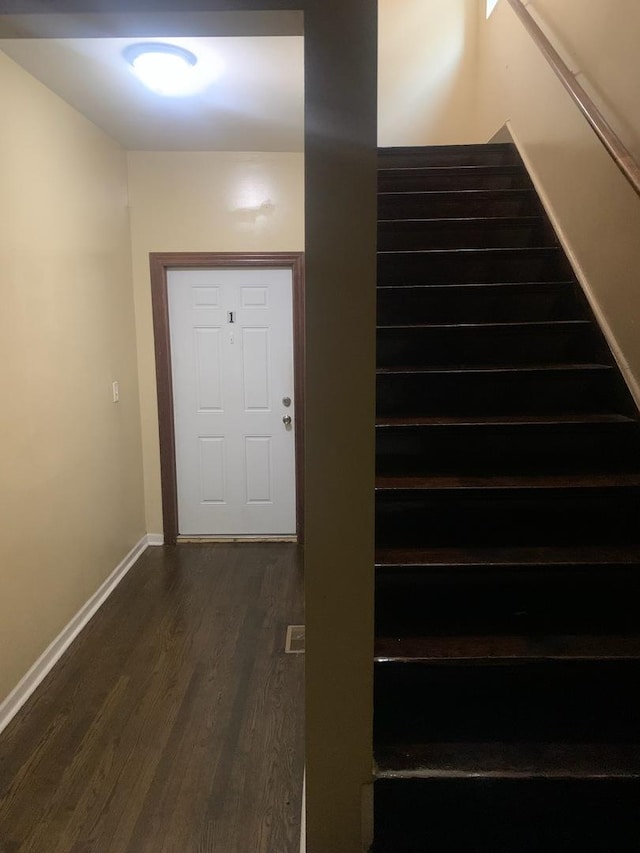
xmin=150 ymin=251 xmax=305 ymax=545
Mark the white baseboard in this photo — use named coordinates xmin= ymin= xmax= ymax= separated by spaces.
xmin=505 ymin=119 xmax=640 ymax=411
xmin=361 ymin=781 xmax=374 ymax=852
xmin=0 ymin=534 xmax=149 ymax=737
xmin=146 ymin=533 xmax=165 ymax=546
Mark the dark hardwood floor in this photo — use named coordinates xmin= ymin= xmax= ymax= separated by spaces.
xmin=0 ymin=544 xmax=304 ymax=853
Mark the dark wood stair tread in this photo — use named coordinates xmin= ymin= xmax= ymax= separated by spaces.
xmin=377 ymin=189 xmax=542 ymax=218
xmin=377 ymin=164 xmax=526 ymax=175
xmin=377 ymin=363 xmax=612 ymax=375
xmin=377 ymin=279 xmax=576 ymax=291
xmin=377 ymin=246 xmax=562 ymax=256
xmin=376 ymin=413 xmax=635 ymax=426
xmin=378 ymin=143 xmax=519 ymax=162
xmin=375 ymin=473 xmax=640 ymax=490
xmin=374 ymin=742 xmax=640 ymax=779
xmin=375 ymin=545 xmax=640 ymax=569
xmin=378 ymin=188 xmax=536 ymax=197
xmin=374 ymin=634 xmax=640 ymax=663
xmin=378 ymin=215 xmax=547 ymax=225
xmin=377 ymin=215 xmax=547 ymax=225
xmin=377 ymin=319 xmax=590 ymax=331
xmin=378 ymin=187 xmax=536 ymax=195
xmin=378 ymin=166 xmax=535 ymax=193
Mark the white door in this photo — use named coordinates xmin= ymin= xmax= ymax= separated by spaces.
xmin=168 ymin=267 xmax=296 ymax=536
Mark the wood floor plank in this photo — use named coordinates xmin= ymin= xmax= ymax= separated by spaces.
xmin=0 ymin=543 xmax=304 ymax=853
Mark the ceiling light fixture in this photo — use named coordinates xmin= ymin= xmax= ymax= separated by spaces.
xmin=124 ymin=42 xmax=200 ymax=96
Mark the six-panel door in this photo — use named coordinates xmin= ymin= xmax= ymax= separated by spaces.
xmin=168 ymin=267 xmax=296 ymax=536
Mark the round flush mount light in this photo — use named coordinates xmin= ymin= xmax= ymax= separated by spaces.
xmin=124 ymin=42 xmax=201 ymax=96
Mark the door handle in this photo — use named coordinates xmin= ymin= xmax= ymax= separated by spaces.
xmin=282 ymin=415 xmax=292 ymax=426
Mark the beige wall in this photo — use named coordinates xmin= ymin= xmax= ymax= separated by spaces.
xmin=127 ymin=151 xmax=304 ymax=534
xmin=378 ymin=0 xmax=481 ymax=146
xmin=476 ymin=0 xmax=640 ymax=400
xmin=0 ymin=51 xmax=145 ymax=703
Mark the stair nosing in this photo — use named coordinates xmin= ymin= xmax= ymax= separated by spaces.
xmin=375 ymin=473 xmax=640 ymax=491
xmin=377 ymin=363 xmax=613 ymax=375
xmin=374 ymin=633 xmax=640 ymax=664
xmin=377 ymin=164 xmax=527 ymax=174
xmin=377 ymin=215 xmax=548 ymax=226
xmin=378 ymin=188 xmax=537 ymax=197
xmin=378 ymin=143 xmax=516 ymax=152
xmin=375 ymin=768 xmax=640 ymax=781
xmin=376 ymin=320 xmax=591 ymax=331
xmin=378 ymin=246 xmax=564 ymax=257
xmin=377 ymin=280 xmax=576 ymax=292
xmin=375 ymin=413 xmax=636 ymax=426
xmin=373 ymin=742 xmax=640 ymax=780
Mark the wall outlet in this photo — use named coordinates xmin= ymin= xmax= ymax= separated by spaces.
xmin=112 ymin=381 xmax=120 ymax=403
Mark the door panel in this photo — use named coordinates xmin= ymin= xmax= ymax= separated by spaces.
xmin=195 ymin=328 xmax=224 ymax=410
xmin=245 ymin=436 xmax=272 ymax=503
xmin=199 ymin=437 xmax=226 ymax=503
xmin=168 ymin=267 xmax=296 ymax=536
xmin=242 ymin=327 xmax=271 ymax=410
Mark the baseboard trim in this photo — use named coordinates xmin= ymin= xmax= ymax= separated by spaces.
xmin=300 ymin=770 xmax=306 ymax=853
xmin=506 ymin=120 xmax=640 ymax=411
xmin=0 ymin=534 xmax=149 ymax=737
xmin=146 ymin=533 xmax=165 ymax=546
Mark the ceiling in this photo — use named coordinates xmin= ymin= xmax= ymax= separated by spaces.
xmin=0 ymin=35 xmax=304 ymax=152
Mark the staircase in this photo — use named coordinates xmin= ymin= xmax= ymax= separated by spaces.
xmin=373 ymin=143 xmax=640 ymax=851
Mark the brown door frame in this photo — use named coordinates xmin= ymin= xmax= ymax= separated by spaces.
xmin=149 ymin=251 xmax=305 ymax=546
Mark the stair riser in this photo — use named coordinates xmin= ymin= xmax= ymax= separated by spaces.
xmin=374 ymin=660 xmax=640 ymax=742
xmin=375 ymin=488 xmax=640 ymax=547
xmin=378 ymin=190 xmax=542 ymax=220
xmin=376 ymin=422 xmax=640 ymax=476
xmin=378 ymin=219 xmax=556 ymax=251
xmin=377 ymin=283 xmax=583 ymax=325
xmin=377 ymin=325 xmax=602 ymax=369
xmin=376 ymin=370 xmax=617 ymax=417
xmin=376 ymin=566 xmax=640 ymax=634
xmin=378 ymin=248 xmax=573 ymax=286
xmin=378 ymin=144 xmax=521 ymax=168
xmin=373 ymin=779 xmax=640 ymax=853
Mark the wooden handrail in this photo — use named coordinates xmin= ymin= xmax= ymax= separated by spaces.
xmin=507 ymin=0 xmax=640 ymax=198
